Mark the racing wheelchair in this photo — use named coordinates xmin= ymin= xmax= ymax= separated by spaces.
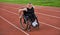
xmin=20 ymin=15 xmax=39 ymax=31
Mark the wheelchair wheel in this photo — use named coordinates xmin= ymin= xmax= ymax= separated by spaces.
xmin=35 ymin=19 xmax=40 ymax=29
xmin=32 ymin=18 xmax=40 ymax=29
xmin=20 ymin=16 xmax=28 ymax=30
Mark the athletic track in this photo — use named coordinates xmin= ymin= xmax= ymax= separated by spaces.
xmin=0 ymin=3 xmax=60 ymax=35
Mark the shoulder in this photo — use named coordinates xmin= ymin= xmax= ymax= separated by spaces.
xmin=19 ymin=8 xmax=27 ymax=11
xmin=32 ymin=5 xmax=35 ymax=8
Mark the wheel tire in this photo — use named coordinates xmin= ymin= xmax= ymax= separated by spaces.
xmin=20 ymin=16 xmax=28 ymax=30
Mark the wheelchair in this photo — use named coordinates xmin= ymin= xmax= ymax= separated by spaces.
xmin=20 ymin=15 xmax=39 ymax=31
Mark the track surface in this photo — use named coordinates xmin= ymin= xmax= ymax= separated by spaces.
xmin=0 ymin=3 xmax=60 ymax=35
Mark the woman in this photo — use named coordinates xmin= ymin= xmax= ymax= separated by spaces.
xmin=18 ymin=3 xmax=39 ymax=31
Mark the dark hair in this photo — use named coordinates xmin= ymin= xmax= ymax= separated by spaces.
xmin=28 ymin=3 xmax=32 ymax=4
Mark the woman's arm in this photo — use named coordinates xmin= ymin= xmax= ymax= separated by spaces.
xmin=18 ymin=8 xmax=27 ymax=18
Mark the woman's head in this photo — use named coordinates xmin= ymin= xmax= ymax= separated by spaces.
xmin=27 ymin=3 xmax=33 ymax=8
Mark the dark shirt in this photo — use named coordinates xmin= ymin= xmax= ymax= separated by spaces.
xmin=23 ymin=7 xmax=34 ymax=16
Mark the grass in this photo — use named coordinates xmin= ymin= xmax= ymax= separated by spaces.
xmin=0 ymin=0 xmax=60 ymax=7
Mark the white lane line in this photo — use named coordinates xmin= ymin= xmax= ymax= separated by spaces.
xmin=39 ymin=22 xmax=60 ymax=30
xmin=2 ymin=5 xmax=60 ymax=12
xmin=38 ymin=13 xmax=60 ymax=18
xmin=43 ymin=9 xmax=60 ymax=12
xmin=2 ymin=5 xmax=19 ymax=9
xmin=0 ymin=16 xmax=29 ymax=35
xmin=40 ymin=6 xmax=60 ymax=12
xmin=0 ymin=8 xmax=18 ymax=15
xmin=0 ymin=8 xmax=60 ymax=19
